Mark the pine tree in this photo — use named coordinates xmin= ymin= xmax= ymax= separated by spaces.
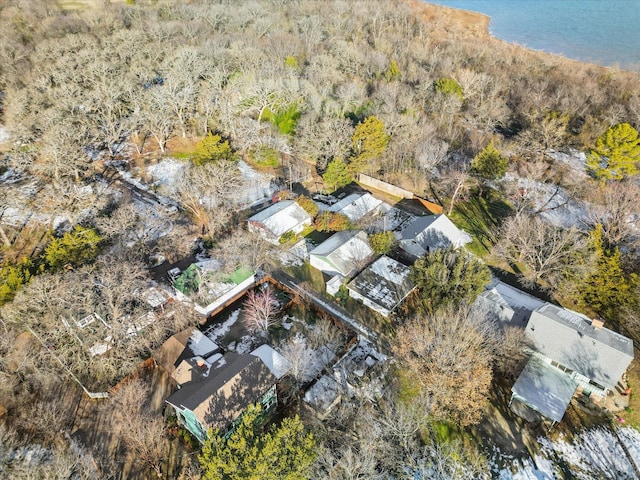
xmin=351 ymin=115 xmax=390 ymax=172
xmin=43 ymin=226 xmax=102 ymax=272
xmin=471 ymin=141 xmax=508 ymax=180
xmin=199 ymin=404 xmax=316 ymax=480
xmin=586 ymin=123 xmax=640 ymax=181
xmin=410 ymin=246 xmax=490 ymax=314
xmin=580 ymin=224 xmax=639 ymax=321
xmin=322 ymin=158 xmax=353 ymax=190
xmin=193 ymin=132 xmax=237 ymax=166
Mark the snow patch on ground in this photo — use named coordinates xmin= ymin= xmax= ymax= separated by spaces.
xmin=203 ymin=308 xmax=241 ymax=343
xmin=494 ymin=427 xmax=640 ymax=479
xmin=0 ymin=126 xmax=10 ymax=144
xmin=547 ymin=149 xmax=589 ymax=180
xmin=505 ymin=173 xmax=591 ymax=230
xmin=147 ymin=158 xmax=184 ymax=188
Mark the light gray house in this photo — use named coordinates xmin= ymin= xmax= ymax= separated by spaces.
xmin=328 ymin=192 xmax=383 ymax=222
xmin=510 ymin=303 xmax=634 ymax=424
xmin=396 ymin=214 xmax=471 ymax=261
xmin=475 ymin=279 xmax=545 ymax=327
xmin=347 ymin=256 xmax=415 ymax=317
xmin=247 ymin=200 xmax=312 ymax=244
xmin=309 ymin=230 xmax=373 ymax=277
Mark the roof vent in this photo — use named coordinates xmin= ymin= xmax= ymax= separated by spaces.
xmin=591 ymin=319 xmax=605 ymax=329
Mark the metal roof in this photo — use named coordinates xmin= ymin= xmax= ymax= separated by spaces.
xmin=248 ymin=200 xmax=311 ymax=237
xmin=397 ymin=214 xmax=470 ymax=258
xmin=512 ymin=356 xmax=578 ymax=423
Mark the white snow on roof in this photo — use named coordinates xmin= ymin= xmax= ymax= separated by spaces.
xmin=248 ymin=200 xmax=311 ymax=237
xmin=303 ymin=374 xmax=342 ymax=411
xmin=250 ymin=344 xmax=292 ymax=380
xmin=187 ymin=329 xmax=220 ymax=357
xmin=329 ymin=193 xmax=383 ymax=221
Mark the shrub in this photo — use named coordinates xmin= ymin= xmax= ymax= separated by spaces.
xmin=279 ymin=230 xmax=298 ymax=245
xmin=434 ymin=77 xmax=464 ymax=100
xmin=193 ymin=132 xmax=237 ymax=166
xmin=249 ymin=146 xmax=280 ymax=168
xmin=296 ymin=195 xmax=319 ymax=217
xmin=314 ymin=212 xmax=352 ymax=232
xmin=369 ymin=231 xmax=396 ymax=255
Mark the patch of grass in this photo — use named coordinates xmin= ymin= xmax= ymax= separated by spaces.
xmin=450 ymin=187 xmax=512 ymax=257
xmin=620 ymin=360 xmax=640 ymax=428
xmin=284 ymin=262 xmax=326 ymax=293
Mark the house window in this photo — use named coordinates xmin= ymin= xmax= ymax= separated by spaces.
xmin=589 ymin=379 xmax=606 ymax=391
xmin=550 ymin=360 xmax=573 ymax=375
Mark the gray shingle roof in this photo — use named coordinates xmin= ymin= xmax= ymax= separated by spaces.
xmin=526 ymin=303 xmax=634 ymax=390
xmin=310 ymin=230 xmax=373 ymax=276
xmin=347 ymin=256 xmax=415 ymax=314
xmin=397 ymin=214 xmax=470 ymax=258
xmin=166 ymin=353 xmax=276 ymax=431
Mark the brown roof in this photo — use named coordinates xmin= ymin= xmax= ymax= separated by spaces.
xmin=166 ymin=353 xmax=277 ymax=431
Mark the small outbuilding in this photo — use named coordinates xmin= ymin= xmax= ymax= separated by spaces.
xmin=328 ymin=192 xmax=383 ymax=222
xmin=347 ymin=256 xmax=415 ymax=317
xmin=309 ymin=230 xmax=373 ymax=277
xmin=396 ymin=214 xmax=471 ymax=261
xmin=247 ymin=200 xmax=312 ymax=244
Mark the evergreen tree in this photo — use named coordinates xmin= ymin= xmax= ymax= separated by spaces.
xmin=199 ymin=404 xmax=316 ymax=480
xmin=384 ymin=59 xmax=401 ymax=81
xmin=369 ymin=231 xmax=396 ymax=255
xmin=434 ymin=77 xmax=464 ymax=100
xmin=351 ymin=115 xmax=390 ymax=172
xmin=322 ymin=158 xmax=353 ymax=190
xmin=193 ymin=133 xmax=237 ymax=166
xmin=586 ymin=123 xmax=640 ymax=181
xmin=471 ymin=141 xmax=508 ymax=180
xmin=580 ymin=225 xmax=639 ymax=321
xmin=410 ymin=246 xmax=490 ymax=314
xmin=0 ymin=258 xmax=33 ymax=305
xmin=42 ymin=226 xmax=102 ymax=272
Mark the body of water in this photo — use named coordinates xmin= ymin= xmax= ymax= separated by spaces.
xmin=425 ymin=1 xmax=640 ymax=69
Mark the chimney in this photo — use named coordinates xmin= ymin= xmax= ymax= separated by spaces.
xmin=196 ymin=357 xmax=206 ymax=368
xmin=591 ymin=319 xmax=605 ymax=329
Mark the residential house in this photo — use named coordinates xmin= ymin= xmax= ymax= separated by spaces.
xmin=247 ymin=200 xmax=312 ymax=244
xmin=328 ymin=192 xmax=383 ymax=222
xmin=396 ymin=214 xmax=471 ymax=261
xmin=475 ymin=279 xmax=545 ymax=327
xmin=309 ymin=230 xmax=373 ymax=277
xmin=165 ymin=344 xmax=290 ymax=443
xmin=512 ymin=303 xmax=634 ymax=424
xmin=155 ymin=327 xmax=221 ymax=382
xmin=476 ymin=282 xmax=634 ymax=424
xmin=347 ymin=256 xmax=415 ymax=317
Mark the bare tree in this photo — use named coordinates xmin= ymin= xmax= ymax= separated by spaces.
xmin=586 ymin=182 xmax=640 ymax=250
xmin=280 ymin=333 xmax=317 ymax=384
xmin=243 ymin=285 xmax=281 ymax=334
xmin=393 ymin=306 xmax=495 ymax=427
xmin=111 ymin=378 xmax=167 ymax=478
xmin=493 ymin=213 xmax=591 ymax=289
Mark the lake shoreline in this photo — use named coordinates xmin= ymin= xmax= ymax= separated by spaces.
xmin=403 ymin=0 xmax=636 ymax=74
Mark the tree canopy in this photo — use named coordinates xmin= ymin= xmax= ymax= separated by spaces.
xmin=199 ymin=404 xmax=316 ymax=480
xmin=394 ymin=307 xmax=494 ymax=426
xmin=586 ymin=122 xmax=640 ymax=180
xmin=351 ymin=115 xmax=390 ymax=172
xmin=410 ymin=246 xmax=490 ymax=314
xmin=193 ymin=133 xmax=238 ymax=166
xmin=42 ymin=226 xmax=102 ymax=272
xmin=471 ymin=141 xmax=508 ymax=180
xmin=322 ymin=158 xmax=353 ymax=191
